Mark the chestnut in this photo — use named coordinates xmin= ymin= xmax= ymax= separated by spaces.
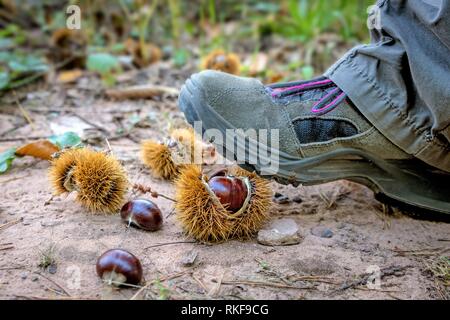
xmin=208 ymin=176 xmax=249 ymax=212
xmin=120 ymin=199 xmax=163 ymax=231
xmin=96 ymin=249 xmax=143 ymax=287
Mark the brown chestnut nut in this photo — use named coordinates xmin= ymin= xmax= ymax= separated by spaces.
xmin=208 ymin=176 xmax=248 ymax=212
xmin=96 ymin=249 xmax=143 ymax=287
xmin=120 ymin=199 xmax=163 ymax=231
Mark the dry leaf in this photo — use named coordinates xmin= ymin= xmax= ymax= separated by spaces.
xmin=57 ymin=69 xmax=83 ymax=83
xmin=15 ymin=140 xmax=60 ymax=160
xmin=265 ymin=72 xmax=285 ymax=84
xmin=247 ymin=53 xmax=268 ymax=76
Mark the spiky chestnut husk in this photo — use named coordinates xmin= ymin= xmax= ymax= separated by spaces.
xmin=201 ymin=50 xmax=241 ymax=75
xmin=174 ymin=165 xmax=272 ymax=242
xmin=140 ymin=140 xmax=180 ymax=180
xmin=169 ymin=128 xmax=196 ymax=152
xmin=48 ymin=148 xmax=79 ymax=195
xmin=49 ymin=148 xmax=128 ymax=214
xmin=170 ymin=128 xmax=216 ymax=165
xmin=141 ymin=128 xmax=215 ymax=180
xmin=125 ymin=38 xmax=162 ymax=68
xmin=48 ymin=29 xmax=86 ymax=69
xmin=73 ymin=149 xmax=128 ymax=213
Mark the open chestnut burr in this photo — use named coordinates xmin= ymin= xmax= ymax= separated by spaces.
xmin=175 ymin=165 xmax=272 ymax=242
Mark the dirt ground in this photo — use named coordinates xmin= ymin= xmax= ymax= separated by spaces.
xmin=0 ymin=63 xmax=449 ymax=300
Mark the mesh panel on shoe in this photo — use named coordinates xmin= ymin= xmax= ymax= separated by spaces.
xmin=293 ymin=118 xmax=358 ymax=144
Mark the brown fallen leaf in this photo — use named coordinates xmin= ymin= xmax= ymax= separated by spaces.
xmin=15 ymin=140 xmax=60 ymax=160
xmin=265 ymin=72 xmax=285 ymax=84
xmin=57 ymin=69 xmax=84 ymax=84
xmin=247 ymin=52 xmax=268 ymax=76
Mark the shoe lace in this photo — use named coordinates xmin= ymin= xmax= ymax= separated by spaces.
xmin=268 ymin=76 xmax=347 ymax=115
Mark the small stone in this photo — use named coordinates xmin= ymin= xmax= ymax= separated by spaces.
xmin=311 ymin=226 xmax=334 ymax=238
xmin=257 ymin=218 xmax=302 ymax=246
xmin=273 ymin=192 xmax=290 ymax=204
xmin=180 ymin=249 xmax=198 ymax=267
xmin=337 ymin=222 xmax=347 ymax=229
xmin=292 ymin=195 xmax=303 ymax=204
xmin=47 ymin=264 xmax=58 ymax=274
xmin=20 ymin=272 xmax=27 ymax=280
xmin=31 ymin=275 xmax=39 ymax=282
xmin=40 ymin=221 xmax=63 ymax=227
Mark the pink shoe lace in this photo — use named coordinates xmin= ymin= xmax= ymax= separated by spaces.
xmin=269 ymin=76 xmax=347 ymax=115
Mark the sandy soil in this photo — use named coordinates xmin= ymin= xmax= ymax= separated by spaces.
xmin=0 ymin=64 xmax=448 ymax=300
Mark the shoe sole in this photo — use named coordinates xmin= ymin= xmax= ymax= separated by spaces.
xmin=178 ymin=76 xmax=450 ymax=219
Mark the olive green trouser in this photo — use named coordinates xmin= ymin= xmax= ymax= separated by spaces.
xmin=325 ymin=0 xmax=450 ymax=172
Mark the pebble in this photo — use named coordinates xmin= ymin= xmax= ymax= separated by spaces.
xmin=180 ymin=249 xmax=198 ymax=267
xmin=292 ymin=195 xmax=303 ymax=204
xmin=31 ymin=275 xmax=39 ymax=282
xmin=272 ymin=192 xmax=290 ymax=204
xmin=257 ymin=218 xmax=302 ymax=246
xmin=20 ymin=272 xmax=27 ymax=280
xmin=48 ymin=264 xmax=58 ymax=274
xmin=311 ymin=226 xmax=334 ymax=238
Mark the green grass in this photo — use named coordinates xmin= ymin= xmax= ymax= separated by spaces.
xmin=1 ymin=0 xmax=374 ymax=87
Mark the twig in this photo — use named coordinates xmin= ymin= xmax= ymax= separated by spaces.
xmin=33 ymin=272 xmax=71 ymax=297
xmin=0 ymin=217 xmax=23 ymax=232
xmin=105 ymin=138 xmax=113 ymax=156
xmin=209 ymin=271 xmax=224 ymax=297
xmin=0 ymin=265 xmax=26 ymax=271
xmin=165 ymin=208 xmax=176 ymax=219
xmin=133 ymin=183 xmax=177 ymax=202
xmin=0 ymin=175 xmax=28 ymax=184
xmin=130 ymin=269 xmax=193 ymax=300
xmin=331 ymin=265 xmax=412 ymax=294
xmin=13 ymin=91 xmax=35 ymax=130
xmin=44 ymin=194 xmax=54 ymax=206
xmin=255 ymin=258 xmax=292 ymax=285
xmin=13 ymin=295 xmax=92 ymax=300
xmin=386 ymin=293 xmax=403 ymax=300
xmin=44 ymin=285 xmax=67 ymax=296
xmin=290 ymin=275 xmax=338 ymax=285
xmin=101 ymin=279 xmax=142 ymax=288
xmin=192 ymin=274 xmax=208 ymax=293
xmin=144 ymin=240 xmax=197 ymax=250
xmin=354 ymin=286 xmax=401 ymax=293
xmin=221 ymin=279 xmax=312 ymax=290
xmin=0 ymin=135 xmax=51 ymax=142
xmin=392 ymin=247 xmax=449 ymax=256
xmin=68 ymin=111 xmax=109 ymax=134
xmin=106 ymin=85 xmax=179 ymax=100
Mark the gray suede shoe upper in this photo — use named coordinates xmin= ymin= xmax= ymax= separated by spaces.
xmin=190 ymin=70 xmax=410 ymax=160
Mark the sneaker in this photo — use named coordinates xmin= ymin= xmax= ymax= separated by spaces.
xmin=178 ymin=70 xmax=450 ymax=217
